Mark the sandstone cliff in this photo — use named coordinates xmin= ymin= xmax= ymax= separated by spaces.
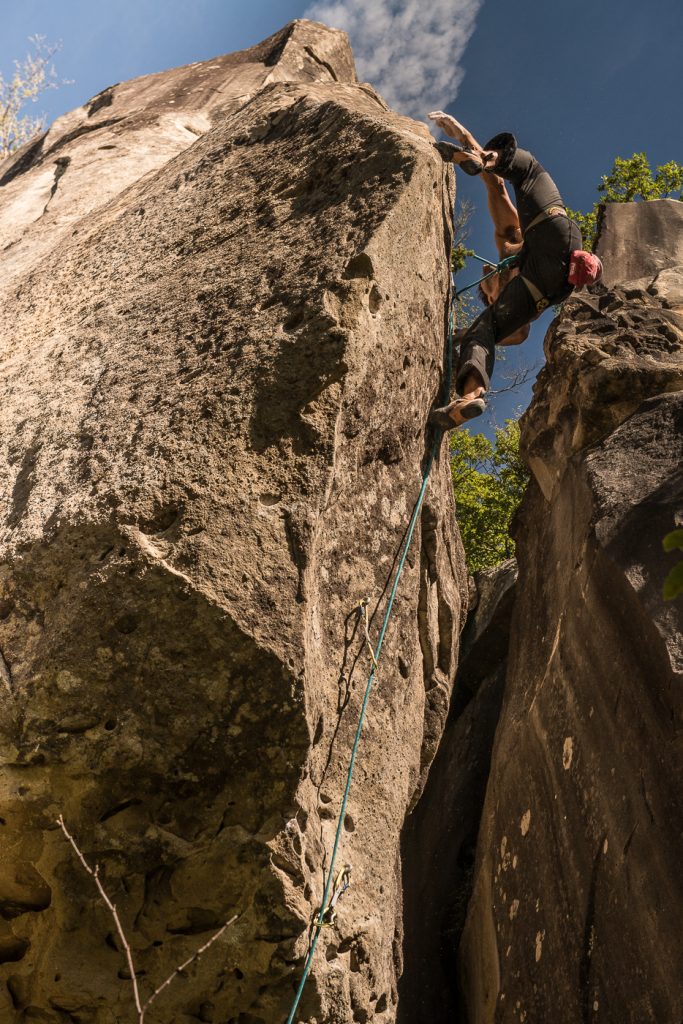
xmin=457 ymin=200 xmax=683 ymax=1022
xmin=5 ymin=17 xmax=680 ymax=1024
xmin=0 ymin=22 xmax=468 ymax=1024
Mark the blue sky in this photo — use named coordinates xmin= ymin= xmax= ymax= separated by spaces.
xmin=2 ymin=0 xmax=680 ymax=436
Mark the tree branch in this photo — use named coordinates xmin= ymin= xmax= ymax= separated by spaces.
xmin=141 ymin=915 xmax=239 ymax=1021
xmin=488 ymin=363 xmax=536 ymax=397
xmin=57 ymin=815 xmax=239 ymax=1023
xmin=57 ymin=814 xmax=143 ymax=1016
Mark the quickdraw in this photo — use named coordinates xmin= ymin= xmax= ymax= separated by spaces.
xmin=318 ymin=864 xmax=352 ymax=927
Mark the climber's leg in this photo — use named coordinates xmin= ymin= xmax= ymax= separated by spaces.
xmin=429 ymin=391 xmax=487 ymax=430
xmin=457 ymin=275 xmax=536 ymax=392
xmin=434 ymin=141 xmax=484 ymax=176
xmin=429 ymin=371 xmax=486 ymax=429
xmin=432 ymin=274 xmax=540 ymax=430
xmin=430 ymin=275 xmax=536 ymax=430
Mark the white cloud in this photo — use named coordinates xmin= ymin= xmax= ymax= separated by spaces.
xmin=303 ymin=0 xmax=484 ymax=118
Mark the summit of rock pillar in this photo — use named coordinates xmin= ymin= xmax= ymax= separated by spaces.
xmin=0 ymin=19 xmax=359 ymax=294
xmin=596 ymin=197 xmax=683 ymax=289
xmin=520 ymin=198 xmax=683 ymax=500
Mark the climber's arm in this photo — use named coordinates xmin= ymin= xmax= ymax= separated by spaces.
xmin=483 ymin=173 xmax=523 ymax=258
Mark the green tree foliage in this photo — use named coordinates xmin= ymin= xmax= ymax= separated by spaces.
xmin=453 ymin=288 xmax=480 ymax=328
xmin=663 ymin=529 xmax=683 ymax=601
xmin=450 ymin=420 xmax=529 ymax=572
xmin=567 ymin=152 xmax=683 ymax=251
xmin=450 ymin=197 xmax=482 ymax=328
xmin=598 ymin=153 xmax=683 ymax=203
xmin=451 ymin=196 xmax=475 ymax=274
xmin=451 ymin=237 xmax=475 ymax=276
xmin=0 ymin=36 xmax=66 ymax=159
xmin=565 ymin=207 xmax=598 ymax=252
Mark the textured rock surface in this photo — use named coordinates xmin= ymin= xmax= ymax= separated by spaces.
xmin=398 ymin=561 xmax=516 ymax=1024
xmin=596 ymin=198 xmax=683 ymax=290
xmin=0 ymin=22 xmax=468 ymax=1024
xmin=522 ymin=202 xmax=683 ymax=503
xmin=0 ymin=19 xmax=357 ymax=298
xmin=459 ymin=204 xmax=683 ymax=1022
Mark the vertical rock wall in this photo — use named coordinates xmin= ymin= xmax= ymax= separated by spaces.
xmin=0 ymin=22 xmax=468 ymax=1024
xmin=399 ymin=561 xmax=517 ymax=1024
xmin=459 ymin=200 xmax=683 ymax=1023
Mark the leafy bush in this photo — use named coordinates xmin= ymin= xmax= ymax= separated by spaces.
xmin=450 ymin=420 xmax=529 ymax=572
xmin=567 ymin=152 xmax=683 ymax=251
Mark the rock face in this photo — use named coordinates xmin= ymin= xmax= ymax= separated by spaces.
xmin=0 ymin=21 xmax=468 ymax=1024
xmin=459 ymin=201 xmax=683 ymax=1022
xmin=398 ymin=560 xmax=517 ymax=1024
xmin=595 ymin=198 xmax=683 ymax=290
xmin=0 ymin=19 xmax=357 ymax=297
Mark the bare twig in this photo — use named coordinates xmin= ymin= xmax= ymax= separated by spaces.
xmin=56 ymin=815 xmax=238 ymax=1023
xmin=141 ymin=915 xmax=238 ymax=1021
xmin=453 ymin=197 xmax=475 ymax=250
xmin=57 ymin=814 xmax=143 ymax=1016
xmin=488 ymin=363 xmax=536 ymax=397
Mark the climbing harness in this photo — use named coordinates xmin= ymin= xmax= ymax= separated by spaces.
xmin=524 ymin=205 xmax=568 ymax=234
xmin=283 ymin=287 xmax=457 ymax=1024
xmin=520 ymin=274 xmax=550 ymax=314
xmin=454 ymin=251 xmax=521 ymax=298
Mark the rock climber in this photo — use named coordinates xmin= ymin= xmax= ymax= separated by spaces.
xmin=426 ymin=113 xmax=602 ymax=429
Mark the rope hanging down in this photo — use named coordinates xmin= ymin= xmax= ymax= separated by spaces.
xmin=284 ymin=297 xmax=456 ymax=1024
xmin=454 ymin=251 xmax=520 ymax=297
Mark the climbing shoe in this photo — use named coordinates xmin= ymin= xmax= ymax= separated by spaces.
xmin=434 ymin=141 xmax=483 ymax=176
xmin=429 ymin=395 xmax=486 ymax=430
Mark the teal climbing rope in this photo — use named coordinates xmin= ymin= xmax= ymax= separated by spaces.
xmin=284 ymin=299 xmax=456 ymax=1024
xmin=454 ymin=251 xmax=520 ymax=297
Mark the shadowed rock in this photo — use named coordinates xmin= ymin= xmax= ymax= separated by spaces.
xmin=399 ymin=560 xmax=516 ymax=1024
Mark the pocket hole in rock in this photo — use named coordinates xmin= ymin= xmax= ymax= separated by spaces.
xmin=344 ymin=253 xmax=374 ymax=280
xmin=368 ymin=285 xmax=382 ymax=313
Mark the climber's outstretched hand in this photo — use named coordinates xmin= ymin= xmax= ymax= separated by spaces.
xmin=427 ymin=112 xmax=482 ymax=154
xmin=428 ymin=111 xmax=461 ymax=138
